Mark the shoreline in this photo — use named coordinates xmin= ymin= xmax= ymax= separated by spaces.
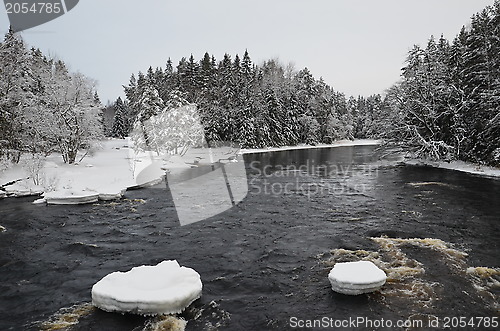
xmin=239 ymin=139 xmax=380 ymax=155
xmin=1 ymin=139 xmax=499 ymax=203
xmin=403 ymin=158 xmax=500 ymax=179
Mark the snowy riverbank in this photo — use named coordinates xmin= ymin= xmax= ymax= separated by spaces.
xmin=0 ymin=139 xmax=382 ymax=202
xmin=239 ymin=139 xmax=380 ymax=154
xmin=0 ymin=139 xmax=166 ymax=203
xmin=1 ymin=138 xmax=498 ymax=204
xmin=404 ymin=158 xmax=500 ymax=179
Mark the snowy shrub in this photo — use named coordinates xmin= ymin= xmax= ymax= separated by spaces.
xmin=19 ymin=153 xmax=45 ymax=185
xmin=0 ymin=155 xmax=12 ymax=174
xmin=132 ymin=104 xmax=206 ymax=156
xmin=43 ymin=173 xmax=60 ymax=192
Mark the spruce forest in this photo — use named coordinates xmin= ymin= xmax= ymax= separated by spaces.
xmin=1 ymin=1 xmax=499 ymax=167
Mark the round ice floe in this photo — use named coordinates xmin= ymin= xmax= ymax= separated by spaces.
xmin=328 ymin=261 xmax=386 ymax=295
xmin=92 ymin=260 xmax=202 ymax=315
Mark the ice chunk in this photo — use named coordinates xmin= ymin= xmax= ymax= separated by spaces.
xmin=4 ymin=182 xmax=43 ymax=197
xmin=44 ymin=190 xmax=99 ymax=205
xmin=32 ymin=198 xmax=47 ymax=204
xmin=328 ymin=261 xmax=386 ymax=295
xmin=92 ymin=260 xmax=202 ymax=315
xmin=98 ymin=189 xmax=126 ymax=201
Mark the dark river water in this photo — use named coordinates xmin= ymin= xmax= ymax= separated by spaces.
xmin=0 ymin=145 xmax=499 ymax=330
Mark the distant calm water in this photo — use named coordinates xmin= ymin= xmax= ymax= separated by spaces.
xmin=0 ymin=145 xmax=498 ymax=330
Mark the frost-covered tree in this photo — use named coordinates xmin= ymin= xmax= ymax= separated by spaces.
xmin=378 ymin=1 xmax=500 ymax=165
xmin=111 ymin=97 xmax=128 ymax=138
xmin=0 ymin=29 xmax=103 ymax=164
xmin=131 ymin=100 xmax=205 ymax=155
xmin=0 ymin=27 xmax=31 ymax=162
xmin=39 ymin=68 xmax=103 ymax=163
xmin=124 ymin=51 xmax=358 ymax=149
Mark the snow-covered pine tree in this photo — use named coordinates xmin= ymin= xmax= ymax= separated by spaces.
xmin=462 ymin=3 xmax=500 ymax=163
xmin=111 ymin=97 xmax=128 ymax=138
xmin=0 ymin=27 xmax=32 ymax=162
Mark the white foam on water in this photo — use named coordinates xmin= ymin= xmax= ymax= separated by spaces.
xmin=143 ymin=315 xmax=187 ymax=331
xmin=466 ymin=267 xmax=500 ymax=310
xmin=40 ymin=302 xmax=94 ymax=331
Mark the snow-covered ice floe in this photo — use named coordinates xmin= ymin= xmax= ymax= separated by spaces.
xmin=98 ymin=189 xmax=126 ymax=201
xmin=44 ymin=190 xmax=99 ymax=205
xmin=92 ymin=260 xmax=202 ymax=315
xmin=328 ymin=261 xmax=387 ymax=295
xmin=4 ymin=183 xmax=43 ymax=197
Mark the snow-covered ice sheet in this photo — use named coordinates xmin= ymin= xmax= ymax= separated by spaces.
xmin=92 ymin=260 xmax=202 ymax=315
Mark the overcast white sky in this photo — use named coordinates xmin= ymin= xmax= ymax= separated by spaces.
xmin=0 ymin=0 xmax=494 ymax=103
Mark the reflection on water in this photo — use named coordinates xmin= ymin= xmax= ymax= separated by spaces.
xmin=0 ymin=145 xmax=499 ymax=330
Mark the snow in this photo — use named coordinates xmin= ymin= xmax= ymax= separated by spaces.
xmin=3 ymin=182 xmax=43 ymax=197
xmin=328 ymin=261 xmax=387 ymax=295
xmin=239 ymin=139 xmax=380 ymax=154
xmin=98 ymin=189 xmax=127 ymax=201
xmin=405 ymin=159 xmax=500 ymax=178
xmin=32 ymin=198 xmax=46 ymax=204
xmin=0 ymin=138 xmax=167 ymax=203
xmin=44 ymin=190 xmax=99 ymax=205
xmin=91 ymin=260 xmax=202 ymax=315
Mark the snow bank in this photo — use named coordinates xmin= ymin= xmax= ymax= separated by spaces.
xmin=92 ymin=260 xmax=202 ymax=315
xmin=3 ymin=182 xmax=43 ymax=197
xmin=240 ymin=139 xmax=380 ymax=155
xmin=405 ymin=159 xmax=500 ymax=178
xmin=328 ymin=261 xmax=386 ymax=295
xmin=0 ymin=139 xmax=167 ymax=203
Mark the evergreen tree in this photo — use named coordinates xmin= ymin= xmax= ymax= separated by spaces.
xmin=0 ymin=28 xmax=31 ymax=161
xmin=111 ymin=97 xmax=128 ymax=138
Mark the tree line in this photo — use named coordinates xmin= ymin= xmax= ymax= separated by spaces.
xmin=116 ymin=51 xmax=357 ymax=149
xmin=1 ymin=1 xmax=497 ymax=169
xmin=115 ymin=2 xmax=498 ymax=166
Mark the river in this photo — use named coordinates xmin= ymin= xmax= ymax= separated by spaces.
xmin=0 ymin=145 xmax=498 ymax=330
